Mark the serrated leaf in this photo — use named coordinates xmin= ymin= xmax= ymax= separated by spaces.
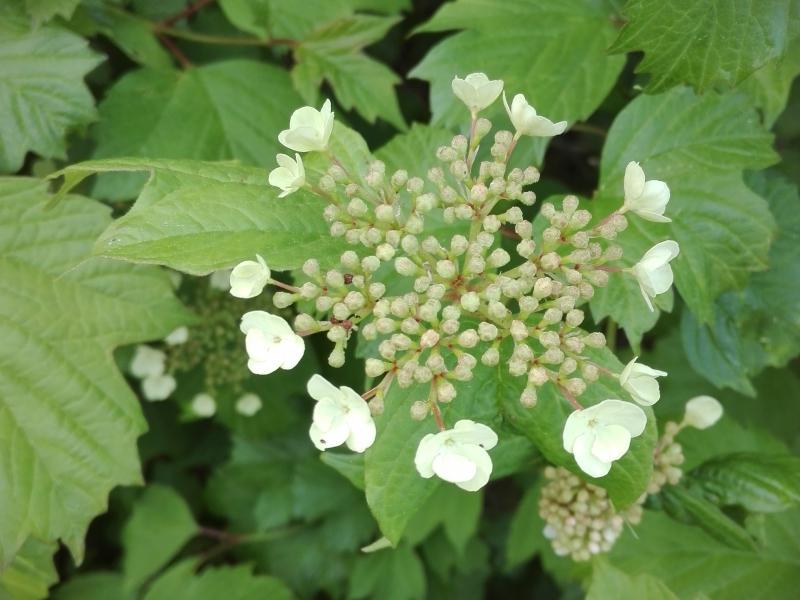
xmin=50 ymin=572 xmax=132 ymax=600
xmin=0 ymin=538 xmax=57 ymax=600
xmin=89 ymin=60 xmax=302 ymax=200
xmin=143 ymin=561 xmax=293 ymax=600
xmin=51 ymin=157 xmax=348 ymax=274
xmin=219 ymin=0 xmax=352 ymax=40
xmin=0 ymin=20 xmax=101 ymax=173
xmin=498 ymin=346 xmax=656 ymax=508
xmin=587 ymin=560 xmax=679 ymax=600
xmin=122 ymin=485 xmax=197 ymax=591
xmin=23 ymin=0 xmax=80 ymax=23
xmin=375 ymin=124 xmax=455 ymax=174
xmin=612 ymin=0 xmax=800 ymax=93
xmin=680 ymin=171 xmax=800 ymax=392
xmin=590 ymin=87 xmax=778 ymax=334
xmin=609 ymin=510 xmax=800 ymax=599
xmin=689 ymin=453 xmax=800 ymax=513
xmin=411 ymin=0 xmax=625 ymax=162
xmin=0 ymin=178 xmax=191 ymax=565
xmin=294 ymin=15 xmax=404 ymax=129
xmin=348 ymin=545 xmax=426 ymax=600
xmin=741 ymin=38 xmax=800 ymax=126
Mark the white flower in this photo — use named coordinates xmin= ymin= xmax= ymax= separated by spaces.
xmin=209 ymin=269 xmax=232 ymax=290
xmin=503 ymin=92 xmax=567 ymax=137
xmin=240 ymin=311 xmax=304 ymax=375
xmin=191 ymin=393 xmax=216 ymax=417
xmin=235 ymin=393 xmax=262 ymax=417
xmin=684 ymin=395 xmax=723 ymax=429
xmin=142 ymin=374 xmax=176 ymax=401
xmin=563 ymin=399 xmax=647 ymax=478
xmin=229 ymin=255 xmax=270 ymax=299
xmin=130 ymin=345 xmax=165 ymax=379
xmin=307 ymin=375 xmax=376 ymax=452
xmin=619 ymin=356 xmax=667 ymax=406
xmin=631 ymin=240 xmax=680 ymax=311
xmin=622 ymin=161 xmax=671 ymax=222
xmin=165 ymin=326 xmax=189 ymax=346
xmin=278 ymin=99 xmax=334 ymax=152
xmin=268 ymin=153 xmax=306 ymax=197
xmin=414 ymin=419 xmax=498 ymax=491
xmin=451 ymin=72 xmax=503 ymax=113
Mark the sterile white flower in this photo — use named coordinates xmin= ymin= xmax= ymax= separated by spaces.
xmin=209 ymin=269 xmax=232 ymax=290
xmin=622 ymin=161 xmax=671 ymax=222
xmin=141 ymin=374 xmax=176 ymax=401
xmin=563 ymin=400 xmax=647 ymax=478
xmin=165 ymin=326 xmax=189 ymax=346
xmin=191 ymin=393 xmax=216 ymax=417
xmin=683 ymin=395 xmax=723 ymax=429
xmin=235 ymin=393 xmax=262 ymax=417
xmin=130 ymin=345 xmax=165 ymax=379
xmin=619 ymin=356 xmax=667 ymax=406
xmin=414 ymin=419 xmax=498 ymax=491
xmin=240 ymin=311 xmax=304 ymax=375
xmin=307 ymin=374 xmax=376 ymax=452
xmin=503 ymin=92 xmax=567 ymax=137
xmin=451 ymin=73 xmax=504 ymax=114
xmin=229 ymin=254 xmax=270 ymax=299
xmin=268 ymin=153 xmax=306 ymax=197
xmin=278 ymin=99 xmax=334 ymax=152
xmin=631 ymin=240 xmax=680 ymax=311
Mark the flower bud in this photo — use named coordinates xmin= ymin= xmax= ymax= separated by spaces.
xmin=458 ymin=329 xmax=479 ymax=348
xmin=420 ymin=329 xmax=441 ymax=348
xmin=533 ymin=277 xmax=553 ymax=298
xmin=684 ymin=396 xmax=723 ymax=429
xmin=303 ymin=258 xmax=320 ymax=277
xmin=528 ymin=366 xmax=549 ymax=386
xmin=395 ymin=257 xmax=418 ymax=276
xmin=488 ymin=248 xmax=511 ymax=267
xmin=332 ymin=302 xmax=350 ymax=321
xmin=410 ymin=400 xmax=429 ymax=420
xmin=328 ymin=345 xmax=345 ymax=368
xmin=510 ymin=320 xmax=528 ymax=342
xmin=584 ymin=332 xmax=606 ymax=348
xmin=478 ymin=321 xmax=498 ymax=341
xmin=520 ymin=387 xmax=538 ymax=408
xmin=437 ymin=380 xmax=457 ymax=403
xmin=566 ymin=309 xmax=584 ymax=328
xmin=460 ymin=291 xmax=480 ymax=312
xmin=481 ymin=347 xmax=500 ymax=366
xmin=273 ymin=292 xmax=296 ymax=309
xmin=366 ymin=358 xmax=388 ymax=377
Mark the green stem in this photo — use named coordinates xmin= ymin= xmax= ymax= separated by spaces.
xmin=605 ymin=318 xmax=618 ymax=351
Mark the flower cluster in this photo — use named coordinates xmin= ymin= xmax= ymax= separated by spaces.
xmin=231 ymin=72 xmax=682 ymax=490
xmin=539 ymin=395 xmax=723 ymax=561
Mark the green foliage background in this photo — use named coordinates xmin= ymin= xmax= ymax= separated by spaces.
xmin=0 ymin=0 xmax=799 ymax=598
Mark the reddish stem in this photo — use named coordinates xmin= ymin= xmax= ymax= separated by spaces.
xmin=162 ymin=0 xmax=215 ymax=26
xmin=158 ymin=34 xmax=192 ymax=68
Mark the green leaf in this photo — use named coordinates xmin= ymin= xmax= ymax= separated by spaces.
xmin=404 ymin=485 xmax=482 ymax=553
xmin=505 ymin=482 xmax=546 ymax=569
xmin=122 ymin=485 xmax=197 ymax=591
xmin=411 ymin=0 xmax=625 ymax=161
xmin=689 ymin=453 xmax=800 ymax=513
xmin=611 ymin=0 xmax=800 ymax=93
xmin=0 ymin=20 xmax=101 ymax=173
xmin=0 ymin=178 xmax=191 ymax=565
xmin=680 ymin=171 xmax=800 ymax=392
xmin=0 ymin=538 xmax=57 ymax=600
xmin=293 ymin=15 xmax=405 ymax=129
xmin=51 ymin=158 xmax=348 ymax=274
xmin=219 ymin=0 xmax=352 ymax=40
xmin=143 ymin=561 xmax=293 ymax=600
xmin=740 ymin=38 xmax=800 ymax=126
xmin=320 ymin=452 xmax=366 ymax=491
xmin=587 ymin=559 xmax=679 ymax=600
xmin=51 ymin=573 xmax=132 ymax=600
xmin=89 ymin=60 xmax=302 ymax=200
xmin=24 ymin=0 xmax=80 ymax=24
xmin=375 ymin=124 xmax=455 ymax=175
xmin=348 ymin=545 xmax=426 ymax=600
xmin=609 ymin=510 xmax=800 ymax=599
xmin=499 ymin=346 xmax=656 ymax=508
xmin=590 ymin=87 xmax=778 ymax=334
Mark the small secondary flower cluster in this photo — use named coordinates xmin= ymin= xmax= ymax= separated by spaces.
xmin=539 ymin=396 xmax=722 ymax=561
xmin=231 ymin=72 xmax=680 ymax=490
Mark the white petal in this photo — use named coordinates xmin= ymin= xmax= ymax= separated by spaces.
xmin=165 ymin=326 xmax=189 ymax=346
xmin=624 ymin=161 xmax=645 ymax=203
xmin=591 ymin=399 xmax=647 ymax=437
xmin=130 ymin=345 xmax=166 ymax=378
xmin=572 ymin=432 xmax=612 ymax=478
xmin=591 ymin=424 xmax=631 ymax=462
xmin=141 ymin=374 xmax=175 ymax=401
xmin=307 ymin=374 xmax=341 ymax=402
xmin=638 ymin=180 xmax=670 ymax=212
xmin=451 ymin=419 xmax=498 ymax=450
xmin=563 ymin=409 xmax=591 ymax=452
xmin=454 ymin=444 xmax=493 ymax=491
xmin=345 ymin=419 xmax=376 ymax=453
xmin=235 ymin=393 xmax=262 ymax=416
xmin=414 ymin=433 xmax=443 ymax=478
xmin=313 ymin=397 xmax=344 ymax=430
xmin=432 ymin=450 xmax=478 ymax=483
xmin=339 ymin=386 xmax=372 ymax=422
xmin=310 ymin=418 xmax=350 ymax=450
xmin=278 ymin=334 xmax=305 ymax=370
xmin=624 ymin=372 xmax=661 ymax=406
xmin=191 ymin=393 xmax=216 ymax=417
xmin=684 ymin=395 xmax=723 ymax=429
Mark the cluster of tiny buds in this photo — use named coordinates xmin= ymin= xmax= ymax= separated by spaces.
xmin=274 ymin=120 xmax=630 ymax=427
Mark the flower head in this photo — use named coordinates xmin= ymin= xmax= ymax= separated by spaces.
xmin=191 ymin=393 xmax=216 ymax=417
xmin=229 ymin=254 xmax=270 ymax=299
xmin=240 ymin=311 xmax=304 ymax=375
xmin=130 ymin=345 xmax=165 ymax=378
xmin=563 ymin=399 xmax=647 ymax=478
xmin=414 ymin=419 xmax=498 ymax=491
xmin=503 ymin=92 xmax=567 ymax=137
xmin=451 ymin=73 xmax=503 ymax=114
xmin=622 ymin=162 xmax=671 ymax=222
xmin=631 ymin=240 xmax=680 ymax=311
xmin=235 ymin=393 xmax=262 ymax=417
xmin=683 ymin=395 xmax=723 ymax=429
xmin=141 ymin=373 xmax=176 ymax=401
xmin=619 ymin=356 xmax=667 ymax=406
xmin=307 ymin=375 xmax=376 ymax=452
xmin=278 ymin=99 xmax=334 ymax=152
xmin=269 ymin=153 xmax=306 ymax=197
